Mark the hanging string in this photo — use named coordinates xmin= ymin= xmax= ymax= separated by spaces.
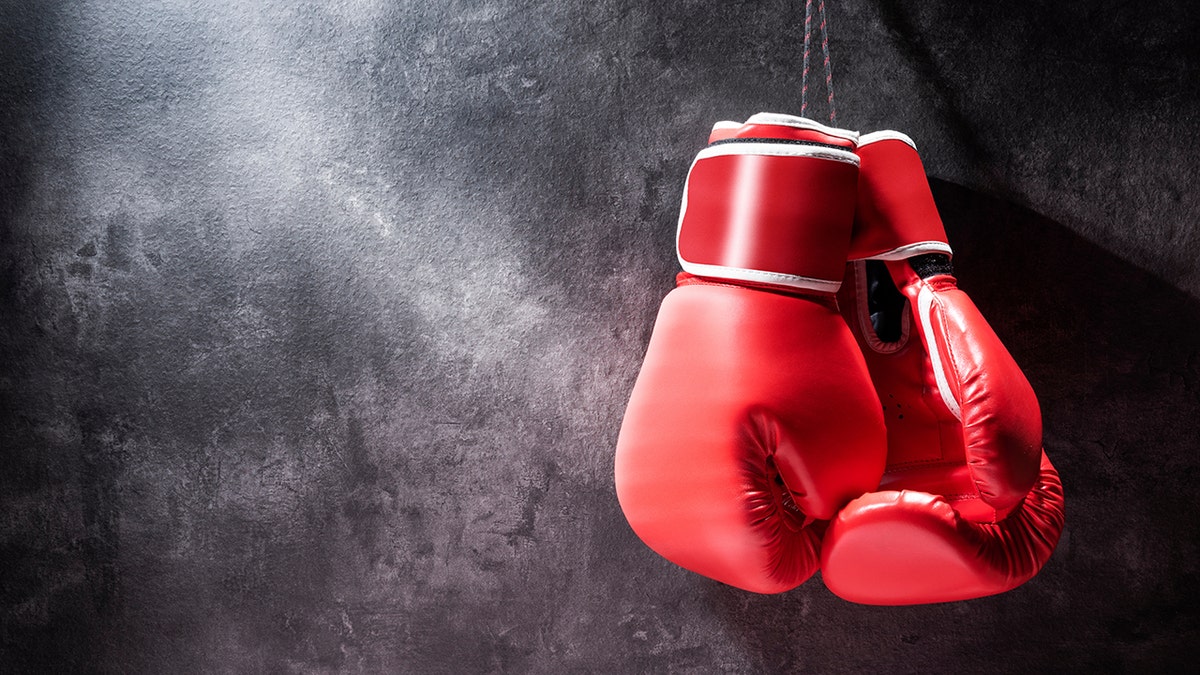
xmin=801 ymin=0 xmax=814 ymax=119
xmin=819 ymin=0 xmax=837 ymax=124
xmin=800 ymin=0 xmax=838 ymax=125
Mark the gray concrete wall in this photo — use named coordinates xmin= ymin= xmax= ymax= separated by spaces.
xmin=2 ymin=1 xmax=1196 ymax=671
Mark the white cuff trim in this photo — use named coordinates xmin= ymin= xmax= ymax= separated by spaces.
xmin=850 ymin=241 xmax=953 ymax=261
xmin=677 ymin=260 xmax=842 ymax=293
xmin=858 ymin=130 xmax=918 ymax=150
xmin=743 ymin=112 xmax=860 ymax=145
xmin=694 ymin=141 xmax=860 ymax=166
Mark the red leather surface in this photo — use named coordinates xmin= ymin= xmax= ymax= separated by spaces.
xmin=825 ymin=258 xmax=1064 ymax=605
xmin=616 ymin=115 xmax=885 ymax=594
xmin=893 ymin=267 xmax=1043 ymax=518
xmin=847 ymin=137 xmax=950 ymax=260
xmin=677 ymin=151 xmax=857 ymax=287
xmin=615 ymin=281 xmax=886 ymax=593
xmin=836 ymin=263 xmax=977 ymax=513
xmin=821 ymin=132 xmax=1065 ymax=604
xmin=822 ymin=452 xmax=1064 ymax=605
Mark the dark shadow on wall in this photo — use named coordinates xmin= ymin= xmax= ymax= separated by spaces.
xmin=872 ymin=1 xmax=990 ymax=170
xmin=689 ymin=180 xmax=1200 ymax=672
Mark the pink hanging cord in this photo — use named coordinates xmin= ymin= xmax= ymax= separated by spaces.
xmin=800 ymin=0 xmax=838 ymax=125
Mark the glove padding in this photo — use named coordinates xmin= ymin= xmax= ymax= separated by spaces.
xmin=823 ymin=452 xmax=1063 ymax=604
xmin=616 ymin=114 xmax=885 ymax=593
xmin=822 ymin=131 xmax=1065 ymax=605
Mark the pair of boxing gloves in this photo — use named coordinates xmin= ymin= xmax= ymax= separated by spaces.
xmin=614 ymin=113 xmax=1065 ymax=605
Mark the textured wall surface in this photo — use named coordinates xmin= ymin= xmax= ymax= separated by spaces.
xmin=2 ymin=0 xmax=1197 ymax=672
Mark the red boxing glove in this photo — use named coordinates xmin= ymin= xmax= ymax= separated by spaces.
xmin=821 ymin=131 xmax=1066 ymax=604
xmin=614 ymin=114 xmax=887 ymax=593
